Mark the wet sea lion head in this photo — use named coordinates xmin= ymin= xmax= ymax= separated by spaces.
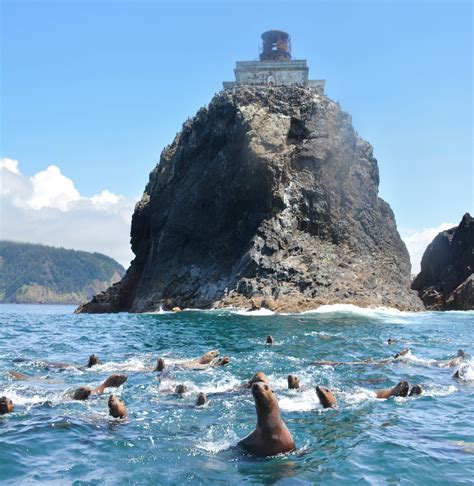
xmin=248 ymin=371 xmax=268 ymax=386
xmin=73 ymin=386 xmax=92 ymax=401
xmin=266 ymin=335 xmax=274 ymax=345
xmin=392 ymin=380 xmax=410 ymax=397
xmin=102 ymin=374 xmax=128 ymax=389
xmin=409 ymin=384 xmax=423 ymax=396
xmin=175 ymin=384 xmax=188 ymax=395
xmin=0 ymin=396 xmax=14 ymax=414
xmin=108 ymin=395 xmax=128 ymax=419
xmin=196 ymin=392 xmax=208 ymax=406
xmin=216 ymin=356 xmax=230 ymax=366
xmin=199 ymin=349 xmax=219 ymax=364
xmin=287 ymin=375 xmax=300 ymax=389
xmin=251 ymin=382 xmax=276 ymax=409
xmin=87 ymin=354 xmax=100 ymax=367
xmin=457 ymin=349 xmax=466 ymax=358
xmin=315 ymin=386 xmax=337 ymax=408
xmin=155 ymin=358 xmax=165 ymax=372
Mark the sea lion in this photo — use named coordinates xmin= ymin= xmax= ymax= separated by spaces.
xmin=196 ymin=392 xmax=208 ymax=406
xmin=198 ymin=350 xmax=219 ymax=364
xmin=238 ymin=382 xmax=295 ymax=457
xmin=436 ymin=349 xmax=466 ymax=368
xmin=0 ymin=396 xmax=14 ymax=414
xmin=409 ymin=384 xmax=423 ymax=396
xmin=393 ymin=348 xmax=411 ymax=359
xmin=375 ymin=381 xmax=409 ymax=399
xmin=387 ymin=338 xmax=397 ymax=345
xmin=315 ymin=386 xmax=337 ymax=408
xmin=175 ymin=384 xmax=188 ymax=396
xmin=71 ymin=374 xmax=128 ymax=400
xmin=287 ymin=375 xmax=300 ymax=390
xmin=453 ymin=363 xmax=471 ymax=381
xmin=87 ymin=354 xmax=100 ymax=367
xmin=266 ymin=335 xmax=274 ymax=345
xmin=154 ymin=358 xmax=165 ymax=372
xmin=108 ymin=395 xmax=128 ymax=418
xmin=8 ymin=371 xmax=30 ymax=380
xmin=178 ymin=350 xmax=220 ymax=369
xmin=212 ymin=356 xmax=230 ymax=367
xmin=73 ymin=386 xmax=92 ymax=401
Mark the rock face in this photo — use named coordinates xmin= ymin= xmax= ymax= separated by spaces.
xmin=411 ymin=213 xmax=474 ymax=310
xmin=77 ymin=86 xmax=422 ymax=313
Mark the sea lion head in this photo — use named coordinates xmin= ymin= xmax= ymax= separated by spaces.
xmin=316 ymin=386 xmax=337 ymax=408
xmin=199 ymin=349 xmax=219 ymax=364
xmin=251 ymin=382 xmax=276 ymax=408
xmin=196 ymin=392 xmax=208 ymax=406
xmin=216 ymin=356 xmax=230 ymax=366
xmin=73 ymin=386 xmax=92 ymax=401
xmin=0 ymin=396 xmax=14 ymax=414
xmin=248 ymin=371 xmax=268 ymax=386
xmin=101 ymin=374 xmax=128 ymax=389
xmin=392 ymin=381 xmax=410 ymax=397
xmin=387 ymin=338 xmax=397 ymax=345
xmin=287 ymin=375 xmax=300 ymax=389
xmin=266 ymin=335 xmax=274 ymax=345
xmin=409 ymin=384 xmax=423 ymax=396
xmin=87 ymin=354 xmax=100 ymax=367
xmin=155 ymin=358 xmax=165 ymax=372
xmin=457 ymin=349 xmax=466 ymax=359
xmin=175 ymin=384 xmax=188 ymax=395
xmin=108 ymin=395 xmax=127 ymax=418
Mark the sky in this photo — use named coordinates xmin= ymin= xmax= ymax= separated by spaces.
xmin=1 ymin=0 xmax=472 ymax=272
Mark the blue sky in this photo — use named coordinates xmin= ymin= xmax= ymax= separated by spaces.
xmin=1 ymin=0 xmax=472 ymax=269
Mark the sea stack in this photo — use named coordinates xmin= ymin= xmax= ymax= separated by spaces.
xmin=77 ymin=31 xmax=422 ymax=314
xmin=412 ymin=213 xmax=473 ymax=310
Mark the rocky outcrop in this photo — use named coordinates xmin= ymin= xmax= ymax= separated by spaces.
xmin=77 ymin=86 xmax=422 ymax=314
xmin=412 ymin=213 xmax=474 ymax=310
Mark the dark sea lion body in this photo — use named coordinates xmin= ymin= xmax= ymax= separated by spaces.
xmin=0 ymin=396 xmax=14 ymax=414
xmin=73 ymin=387 xmax=92 ymax=400
xmin=238 ymin=382 xmax=295 ymax=457
xmin=175 ymin=384 xmax=188 ymax=395
xmin=266 ymin=335 xmax=274 ymax=345
xmin=154 ymin=358 xmax=165 ymax=372
xmin=316 ymin=386 xmax=337 ymax=408
xmin=108 ymin=395 xmax=128 ymax=418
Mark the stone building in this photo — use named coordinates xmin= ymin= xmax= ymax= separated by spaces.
xmin=223 ymin=30 xmax=325 ymax=93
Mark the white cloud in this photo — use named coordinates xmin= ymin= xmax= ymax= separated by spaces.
xmin=1 ymin=158 xmax=136 ymax=268
xmin=401 ymin=222 xmax=455 ymax=275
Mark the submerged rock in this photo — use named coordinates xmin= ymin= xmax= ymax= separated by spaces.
xmin=412 ymin=213 xmax=473 ymax=310
xmin=77 ymin=86 xmax=422 ymax=314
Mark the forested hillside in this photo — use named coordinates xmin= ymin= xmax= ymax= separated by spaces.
xmin=0 ymin=241 xmax=125 ymax=304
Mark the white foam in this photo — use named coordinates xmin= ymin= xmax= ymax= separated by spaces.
xmin=232 ymin=308 xmax=275 ymax=316
xmin=300 ymin=303 xmax=414 ymax=318
xmin=93 ymin=356 xmax=150 ymax=372
xmin=278 ymin=389 xmax=321 ymax=412
xmin=196 ymin=428 xmax=240 ymax=453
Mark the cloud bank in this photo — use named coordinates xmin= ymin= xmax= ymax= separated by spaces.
xmin=401 ymin=222 xmax=455 ymax=275
xmin=1 ymin=158 xmax=136 ymax=268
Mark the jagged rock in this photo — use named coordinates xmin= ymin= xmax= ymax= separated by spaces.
xmin=76 ymin=86 xmax=422 ymax=314
xmin=412 ymin=213 xmax=474 ymax=310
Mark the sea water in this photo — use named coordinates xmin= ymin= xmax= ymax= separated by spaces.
xmin=0 ymin=303 xmax=473 ymax=485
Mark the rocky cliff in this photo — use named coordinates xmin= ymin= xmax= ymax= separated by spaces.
xmin=411 ymin=213 xmax=473 ymax=310
xmin=77 ymin=86 xmax=422 ymax=313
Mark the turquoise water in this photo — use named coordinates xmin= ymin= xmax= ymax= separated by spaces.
xmin=0 ymin=304 xmax=473 ymax=485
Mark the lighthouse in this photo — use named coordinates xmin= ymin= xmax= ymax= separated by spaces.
xmin=223 ymin=30 xmax=325 ymax=93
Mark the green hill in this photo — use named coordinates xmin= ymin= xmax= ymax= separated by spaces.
xmin=0 ymin=241 xmax=126 ymax=304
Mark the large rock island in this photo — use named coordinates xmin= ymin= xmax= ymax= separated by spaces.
xmin=411 ymin=213 xmax=473 ymax=310
xmin=77 ymin=86 xmax=422 ymax=313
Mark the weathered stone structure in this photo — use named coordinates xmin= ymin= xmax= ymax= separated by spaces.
xmin=223 ymin=30 xmax=325 ymax=94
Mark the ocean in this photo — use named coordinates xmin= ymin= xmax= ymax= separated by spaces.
xmin=1 ymin=303 xmax=473 ymax=485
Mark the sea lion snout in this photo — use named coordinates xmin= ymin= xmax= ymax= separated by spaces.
xmin=0 ymin=396 xmax=14 ymax=414
xmin=251 ymin=382 xmax=272 ymax=400
xmin=247 ymin=371 xmax=268 ymax=386
xmin=87 ymin=354 xmax=100 ymax=367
